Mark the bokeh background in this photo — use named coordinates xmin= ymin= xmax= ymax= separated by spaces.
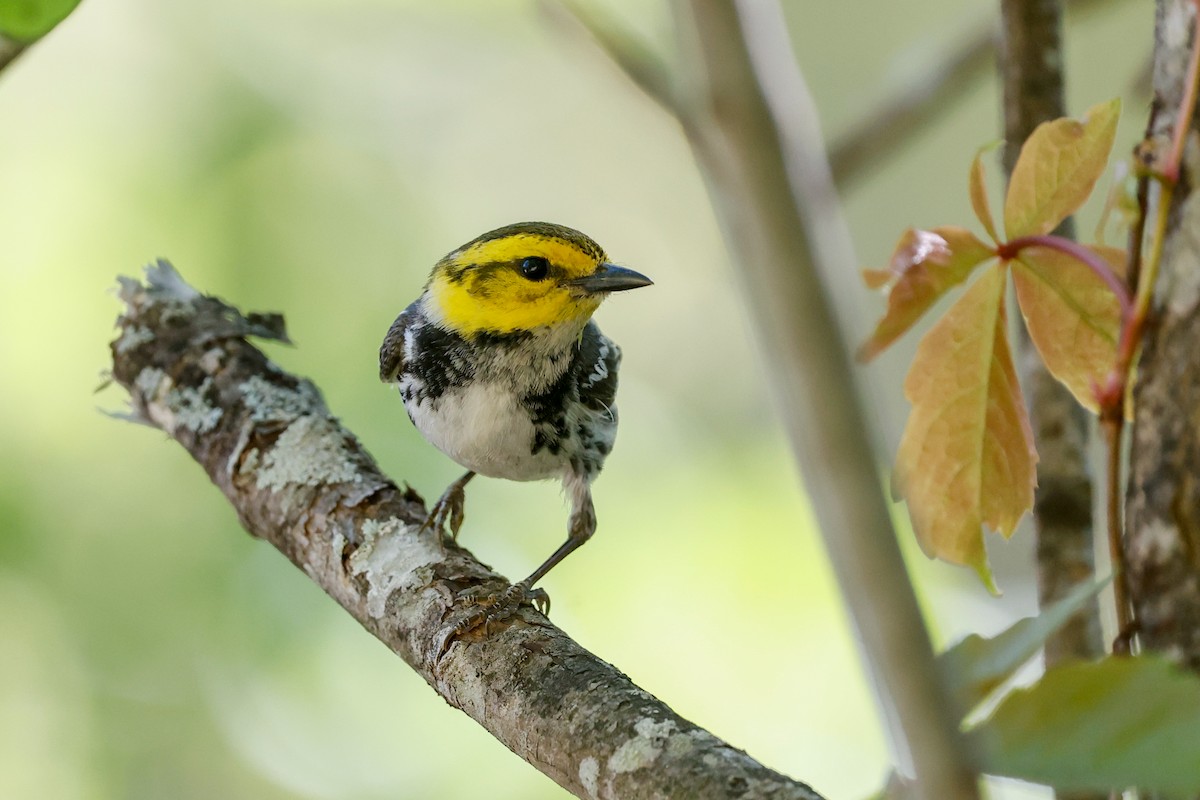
xmin=0 ymin=0 xmax=1151 ymax=797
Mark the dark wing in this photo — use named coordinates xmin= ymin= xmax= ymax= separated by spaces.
xmin=576 ymin=320 xmax=622 ymax=414
xmin=379 ymin=302 xmax=419 ymax=383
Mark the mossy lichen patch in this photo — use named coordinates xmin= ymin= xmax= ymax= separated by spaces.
xmin=114 ymin=324 xmax=155 ymax=354
xmin=254 ymin=416 xmax=359 ymax=492
xmin=134 ymin=367 xmax=167 ymax=400
xmin=240 ymin=375 xmax=327 ymax=423
xmin=144 ymin=259 xmax=201 ymax=302
xmin=579 ymin=756 xmax=600 ymax=799
xmin=166 ymin=378 xmax=222 ymax=433
xmin=133 ymin=368 xmax=222 ymax=434
xmin=608 ymin=718 xmax=677 ymax=775
xmin=347 ymin=518 xmax=439 ymax=617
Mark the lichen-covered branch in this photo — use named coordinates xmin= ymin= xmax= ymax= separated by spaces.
xmin=1127 ymin=0 xmax=1200 ymax=672
xmin=998 ymin=0 xmax=1106 ymax=677
xmin=109 ymin=262 xmax=826 ymax=800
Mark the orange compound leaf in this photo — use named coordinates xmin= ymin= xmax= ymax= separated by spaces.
xmin=862 ymin=268 xmax=891 ymax=289
xmin=1004 ymin=98 xmax=1121 ymax=239
xmin=970 ymin=144 xmax=1001 ymax=243
xmin=893 ymin=264 xmax=1037 ymax=590
xmin=857 ymin=227 xmax=995 ymax=362
xmin=1012 ymin=245 xmax=1125 ymax=413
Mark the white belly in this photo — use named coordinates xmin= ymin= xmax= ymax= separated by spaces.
xmin=405 ymin=381 xmax=564 ymax=481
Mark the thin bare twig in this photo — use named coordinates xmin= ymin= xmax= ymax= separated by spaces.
xmin=1101 ymin=417 xmax=1134 ymax=656
xmin=537 ymin=0 xmax=676 ymax=112
xmin=832 ymin=0 xmax=1132 ymax=187
xmin=831 ymin=19 xmax=997 ymax=187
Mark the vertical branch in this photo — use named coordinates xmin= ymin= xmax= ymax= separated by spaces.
xmin=665 ymin=1 xmax=980 ymax=797
xmin=999 ymin=0 xmax=1107 ymax=676
xmin=1000 ymin=0 xmax=1071 ymax=174
xmin=1126 ymin=0 xmax=1200 ymax=673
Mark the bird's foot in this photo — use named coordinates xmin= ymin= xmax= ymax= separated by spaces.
xmin=451 ymin=581 xmax=551 ymax=636
xmin=420 ymin=476 xmax=471 ymax=544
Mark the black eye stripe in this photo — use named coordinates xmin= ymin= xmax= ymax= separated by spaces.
xmin=520 ymin=256 xmax=551 ymax=281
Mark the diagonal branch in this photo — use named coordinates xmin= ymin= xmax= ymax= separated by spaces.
xmin=554 ymin=0 xmax=981 ymax=798
xmin=832 ymin=0 xmax=1133 ymax=188
xmin=830 ymin=18 xmax=998 ymax=188
xmin=537 ymin=0 xmax=676 ymax=113
xmin=108 ymin=262 xmax=826 ymax=800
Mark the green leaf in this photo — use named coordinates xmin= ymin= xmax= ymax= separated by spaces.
xmin=893 ymin=263 xmax=1037 ymax=589
xmin=1004 ymin=99 xmax=1121 ymax=239
xmin=940 ymin=576 xmax=1110 ymax=712
xmin=858 ymin=227 xmax=995 ymax=362
xmin=0 ymin=0 xmax=82 ymax=42
xmin=971 ymin=657 xmax=1200 ymax=794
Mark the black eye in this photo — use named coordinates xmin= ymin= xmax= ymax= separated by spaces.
xmin=520 ymin=256 xmax=550 ymax=281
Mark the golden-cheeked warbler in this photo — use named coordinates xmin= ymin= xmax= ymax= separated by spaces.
xmin=380 ymin=221 xmax=652 ymax=618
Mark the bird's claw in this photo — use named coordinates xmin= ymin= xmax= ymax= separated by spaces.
xmin=514 ymin=584 xmax=551 ymax=616
xmin=450 ymin=582 xmax=551 ymax=637
xmin=420 ymin=481 xmax=468 ymax=543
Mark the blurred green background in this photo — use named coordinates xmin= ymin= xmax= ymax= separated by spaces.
xmin=0 ymin=0 xmax=1150 ymax=797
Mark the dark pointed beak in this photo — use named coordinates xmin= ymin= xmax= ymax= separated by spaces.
xmin=567 ymin=263 xmax=654 ymax=294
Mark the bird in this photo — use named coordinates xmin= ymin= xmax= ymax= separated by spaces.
xmin=379 ymin=221 xmax=652 ymax=619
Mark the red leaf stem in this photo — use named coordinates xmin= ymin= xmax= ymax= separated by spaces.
xmin=1000 ymin=234 xmax=1132 ymax=322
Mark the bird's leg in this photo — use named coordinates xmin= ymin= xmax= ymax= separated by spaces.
xmin=421 ymin=470 xmax=475 ymax=542
xmin=510 ymin=489 xmax=595 ymax=613
xmin=453 ymin=476 xmax=595 ymax=634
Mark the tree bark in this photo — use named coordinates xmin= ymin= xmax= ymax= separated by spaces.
xmin=1127 ymin=0 xmax=1200 ymax=672
xmin=108 ymin=262 xmax=826 ymax=800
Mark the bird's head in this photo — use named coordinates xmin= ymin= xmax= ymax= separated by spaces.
xmin=425 ymin=222 xmax=652 ymax=337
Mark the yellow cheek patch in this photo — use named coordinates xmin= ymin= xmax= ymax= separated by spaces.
xmin=430 ymin=272 xmax=601 ymax=334
xmin=427 ymin=227 xmax=610 ymax=334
